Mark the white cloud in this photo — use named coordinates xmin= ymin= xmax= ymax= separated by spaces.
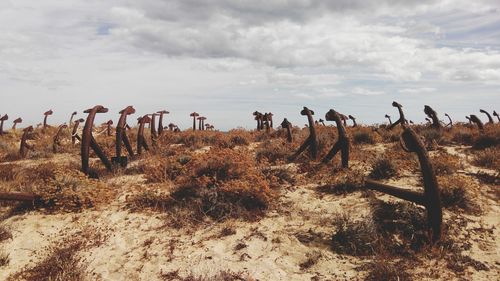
xmin=0 ymin=0 xmax=499 ymax=129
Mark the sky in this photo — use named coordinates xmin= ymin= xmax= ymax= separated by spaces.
xmin=1 ymin=0 xmax=499 ymax=130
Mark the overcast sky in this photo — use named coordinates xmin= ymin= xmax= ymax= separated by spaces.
xmin=1 ymin=0 xmax=499 ymax=130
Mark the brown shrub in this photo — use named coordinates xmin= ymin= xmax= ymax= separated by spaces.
xmin=352 ymin=127 xmax=378 ymax=145
xmin=255 ymin=140 xmax=291 ymax=164
xmin=430 ymin=152 xmax=462 ymax=175
xmin=143 ymin=154 xmax=191 ymax=183
xmin=450 ymin=128 xmax=474 ymax=145
xmin=472 ymin=126 xmax=500 ymax=149
xmin=318 ymin=168 xmax=365 ymax=195
xmin=0 ymin=163 xmax=21 ymax=182
xmin=369 ymin=157 xmax=398 ymax=179
xmin=331 ymin=213 xmax=379 ymax=256
xmin=438 ymin=175 xmax=480 ymax=213
xmin=5 ymin=163 xmax=116 ymax=212
xmin=129 ymin=148 xmax=272 ymax=222
xmin=8 ymin=229 xmax=105 ymax=281
xmin=473 ymin=148 xmax=500 ymax=170
xmin=361 ymin=258 xmax=411 ymax=281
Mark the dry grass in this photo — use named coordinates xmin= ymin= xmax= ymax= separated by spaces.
xmin=0 ymin=162 xmax=116 ymax=212
xmin=128 ymin=148 xmax=273 ymax=223
xmin=369 ymin=157 xmax=398 ymax=179
xmin=159 ymin=270 xmax=251 ymax=281
xmin=360 ymin=258 xmax=411 ymax=281
xmin=330 ymin=213 xmax=379 ymax=256
xmin=7 ymin=228 xmax=106 ymax=281
xmin=318 ymin=168 xmax=365 ymax=195
xmin=8 ymin=241 xmax=86 ymax=281
xmin=438 ymin=175 xmax=480 ymax=213
xmin=430 ymin=152 xmax=462 ymax=176
xmin=352 ymin=127 xmax=379 ymax=145
xmin=472 ymin=148 xmax=500 ymax=170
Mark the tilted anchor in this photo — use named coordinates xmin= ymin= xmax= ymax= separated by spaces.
xmin=53 ymin=124 xmax=68 ymax=153
xmin=71 ymin=118 xmax=85 ymax=144
xmin=114 ymin=106 xmax=135 ymax=167
xmin=321 ymin=109 xmax=350 ymax=168
xmin=81 ymin=105 xmax=112 ymax=175
xmin=365 ymin=102 xmax=442 ymax=242
xmin=280 ymin=118 xmax=293 ymax=143
xmin=20 ymin=126 xmax=35 ymax=158
xmin=289 ymin=107 xmax=318 ymax=161
xmin=424 ymin=105 xmax=442 ymax=130
xmin=469 ymin=114 xmax=484 ymax=131
xmin=387 ymin=102 xmax=408 ymax=130
xmin=479 ymin=109 xmax=494 ymax=125
xmin=137 ymin=114 xmax=151 ymax=155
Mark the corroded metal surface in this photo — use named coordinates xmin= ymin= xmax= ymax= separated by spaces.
xmin=322 ymin=109 xmax=350 ymax=168
xmin=81 ymin=105 xmax=112 ymax=175
xmin=289 ymin=107 xmax=318 ymax=161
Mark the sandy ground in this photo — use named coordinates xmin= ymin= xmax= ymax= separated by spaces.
xmin=0 ymin=144 xmax=499 ymax=280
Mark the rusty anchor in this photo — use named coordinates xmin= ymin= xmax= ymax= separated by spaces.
xmin=71 ymin=118 xmax=85 ymax=144
xmin=266 ymin=112 xmax=274 ymax=128
xmin=424 ymin=105 xmax=443 ymax=130
xmin=43 ymin=110 xmax=53 ymax=131
xmin=385 ymin=114 xmax=392 ymax=125
xmin=289 ymin=107 xmax=318 ymax=161
xmin=12 ymin=117 xmax=22 ymax=130
xmin=52 ymin=124 xmax=68 ymax=153
xmin=280 ymin=118 xmax=293 ymax=143
xmin=469 ymin=114 xmax=484 ymax=131
xmin=157 ymin=110 xmax=169 ymax=136
xmin=137 ymin=114 xmax=151 ymax=155
xmin=190 ymin=112 xmax=199 ymax=131
xmin=0 ymin=192 xmax=39 ymax=202
xmin=387 ymin=102 xmax=408 ymax=130
xmin=253 ymin=111 xmax=263 ymax=131
xmin=365 ymin=102 xmax=442 ymax=242
xmin=444 ymin=113 xmax=452 ymax=128
xmin=20 ymin=126 xmax=35 ymax=158
xmin=149 ymin=113 xmax=159 ymax=148
xmin=197 ymin=116 xmax=206 ymax=131
xmin=114 ymin=106 xmax=135 ymax=167
xmin=0 ymin=114 xmax=8 ymax=135
xmin=69 ymin=111 xmax=77 ymax=126
xmin=81 ymin=105 xmax=112 ymax=175
xmin=479 ymin=109 xmax=494 ymax=125
xmin=321 ymin=109 xmax=350 ymax=168
xmin=105 ymin=120 xmax=113 ymax=136
xmin=348 ymin=115 xmax=357 ymax=128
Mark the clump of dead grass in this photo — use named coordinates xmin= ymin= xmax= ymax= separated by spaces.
xmin=318 ymin=168 xmax=365 ymax=195
xmin=430 ymin=152 xmax=462 ymax=175
xmin=472 ymin=148 xmax=500 ymax=170
xmin=472 ymin=126 xmax=499 ymax=149
xmin=352 ymin=127 xmax=379 ymax=145
xmin=0 ymin=163 xmax=116 ymax=212
xmin=331 ymin=213 xmax=379 ymax=256
xmin=369 ymin=157 xmax=398 ymax=179
xmin=143 ymin=154 xmax=191 ymax=183
xmin=159 ymin=270 xmax=251 ymax=281
xmin=8 ymin=229 xmax=106 ymax=281
xmin=128 ymin=148 xmax=272 ymax=224
xmin=438 ymin=175 xmax=480 ymax=213
xmin=255 ymin=140 xmax=291 ymax=164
